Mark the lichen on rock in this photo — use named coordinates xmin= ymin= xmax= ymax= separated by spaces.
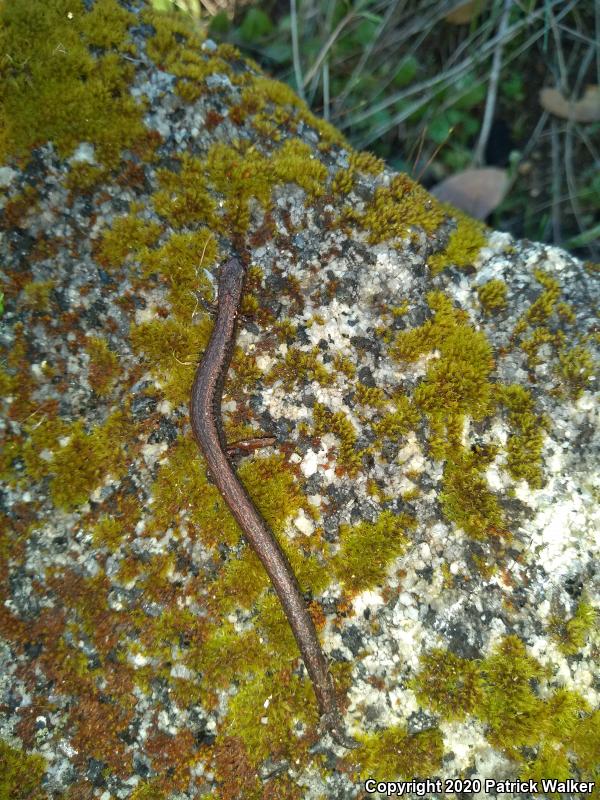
xmin=0 ymin=1 xmax=598 ymax=798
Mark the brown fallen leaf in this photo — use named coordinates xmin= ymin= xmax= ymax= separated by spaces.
xmin=539 ymin=85 xmax=600 ymax=123
xmin=430 ymin=167 xmax=509 ymax=219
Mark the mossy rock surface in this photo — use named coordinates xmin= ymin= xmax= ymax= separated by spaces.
xmin=0 ymin=1 xmax=598 ymax=798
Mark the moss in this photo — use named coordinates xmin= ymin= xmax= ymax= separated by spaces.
xmin=49 ymin=412 xmax=131 ymax=510
xmin=130 ymin=316 xmax=212 ymax=407
xmin=96 ymin=214 xmax=162 ymax=270
xmin=412 ymin=648 xmax=483 ymax=721
xmin=440 ymin=447 xmax=506 ymax=541
xmin=477 ymin=279 xmax=507 ymax=312
xmin=549 ymin=597 xmax=597 ymax=655
xmin=90 ymin=514 xmax=123 ymax=552
xmin=498 ymin=384 xmax=546 ymax=488
xmin=428 ymin=210 xmax=488 ymax=274
xmin=333 ymin=510 xmax=414 ymax=593
xmin=21 ymin=280 xmax=55 ymax=311
xmin=152 ymin=154 xmax=218 ymax=230
xmin=478 ymin=635 xmax=546 ymax=752
xmin=129 ymin=783 xmax=167 ymax=800
xmin=312 ymin=401 xmax=363 ymax=475
xmin=140 ymin=228 xmax=216 ymax=315
xmin=354 ymin=383 xmax=387 ymax=410
xmin=556 ymin=344 xmax=595 ymax=400
xmin=372 ymin=394 xmax=420 ymax=441
xmin=351 ymin=725 xmax=444 ymax=781
xmin=527 ymin=269 xmax=561 ymax=323
xmin=272 ymin=138 xmax=328 ymax=197
xmin=0 ymin=0 xmax=144 ymax=168
xmin=22 ymin=416 xmax=71 ymax=482
xmin=85 ymin=336 xmax=120 ymax=396
xmin=267 ymin=346 xmax=333 ymax=390
xmin=225 ymin=670 xmax=317 ymax=767
xmin=0 ymin=742 xmax=46 ymax=800
xmin=63 ymin=162 xmax=107 ymax=193
xmin=392 ymin=291 xmax=495 ymax=460
xmin=241 ymin=76 xmax=346 ymax=146
xmin=346 ymin=173 xmax=446 ymax=245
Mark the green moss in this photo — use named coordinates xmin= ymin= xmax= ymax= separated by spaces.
xmin=90 ymin=514 xmax=123 ymax=552
xmin=412 ymin=648 xmax=483 ymax=721
xmin=130 ymin=316 xmax=212 ymax=407
xmin=0 ymin=0 xmax=144 ymax=168
xmin=272 ymin=138 xmax=328 ymax=197
xmin=152 ymin=154 xmax=218 ymax=230
xmin=96 ymin=214 xmax=162 ymax=270
xmin=333 ymin=510 xmax=414 ymax=593
xmin=373 ymin=393 xmax=420 ymax=442
xmin=63 ymin=162 xmax=107 ymax=193
xmin=85 ymin=336 xmax=120 ymax=396
xmin=312 ymin=401 xmax=363 ymax=475
xmin=49 ymin=412 xmax=131 ymax=511
xmin=129 ymin=782 xmax=167 ymax=800
xmin=550 ymin=597 xmax=597 ymax=655
xmin=225 ymin=670 xmax=317 ymax=767
xmin=241 ymin=76 xmax=346 ymax=146
xmin=267 ymin=346 xmax=333 ymax=391
xmin=556 ymin=344 xmax=595 ymax=400
xmin=346 ymin=173 xmax=446 ymax=245
xmin=351 ymin=726 xmax=444 ymax=781
xmin=21 ymin=280 xmax=55 ymax=311
xmin=528 ymin=269 xmax=561 ymax=323
xmin=428 ymin=210 xmax=488 ymax=274
xmin=498 ymin=384 xmax=546 ymax=488
xmin=478 ymin=635 xmax=546 ymax=752
xmin=0 ymin=741 xmax=46 ymax=800
xmin=440 ymin=447 xmax=505 ymax=540
xmin=477 ymin=279 xmax=507 ymax=312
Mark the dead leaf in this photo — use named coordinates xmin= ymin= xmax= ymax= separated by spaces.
xmin=539 ymin=85 xmax=600 ymax=123
xmin=445 ymin=1 xmax=484 ymax=25
xmin=431 ymin=167 xmax=509 ymax=219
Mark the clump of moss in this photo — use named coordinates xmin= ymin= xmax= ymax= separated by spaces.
xmin=152 ymin=154 xmax=218 ymax=230
xmin=477 ymin=279 xmax=507 ymax=312
xmin=351 ymin=725 xmax=444 ymax=781
xmin=0 ymin=741 xmax=46 ymax=800
xmin=0 ymin=0 xmax=144 ymax=168
xmin=333 ymin=510 xmax=415 ymax=593
xmin=49 ymin=412 xmax=131 ymax=510
xmin=346 ymin=174 xmax=446 ymax=245
xmin=241 ymin=76 xmax=346 ymax=146
xmin=21 ymin=280 xmax=55 ymax=311
xmin=130 ymin=316 xmax=213 ymax=407
xmin=225 ymin=669 xmax=317 ymax=767
xmin=478 ymin=635 xmax=546 ymax=753
xmin=498 ymin=384 xmax=547 ymax=489
xmin=85 ymin=337 xmax=120 ymax=396
xmin=428 ymin=210 xmax=488 ymax=274
xmin=373 ymin=393 xmax=420 ymax=443
xmin=312 ymin=401 xmax=363 ymax=475
xmin=549 ymin=597 xmax=597 ymax=655
xmin=440 ymin=446 xmax=506 ymax=541
xmin=556 ymin=344 xmax=595 ymax=400
xmin=96 ymin=214 xmax=162 ymax=270
xmin=267 ymin=346 xmax=333 ymax=390
xmin=412 ymin=648 xmax=483 ymax=721
xmin=63 ymin=162 xmax=107 ymax=193
xmin=392 ymin=291 xmax=495 ymax=459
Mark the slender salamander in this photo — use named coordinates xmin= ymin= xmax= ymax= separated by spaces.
xmin=190 ymin=256 xmax=355 ymax=748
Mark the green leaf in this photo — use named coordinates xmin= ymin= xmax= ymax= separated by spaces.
xmin=239 ymin=8 xmax=274 ymax=43
xmin=209 ymin=11 xmax=230 ymax=36
xmin=392 ymin=56 xmax=418 ymax=87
